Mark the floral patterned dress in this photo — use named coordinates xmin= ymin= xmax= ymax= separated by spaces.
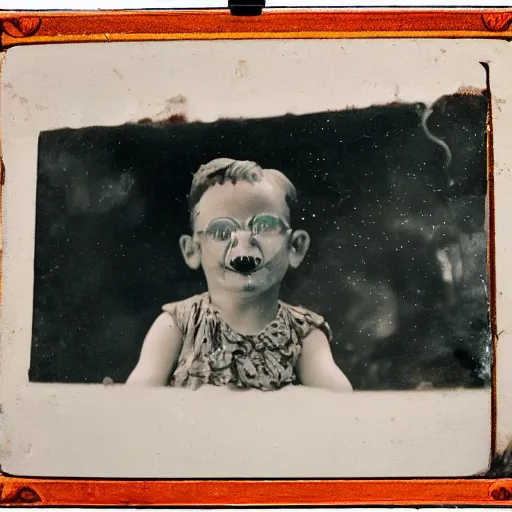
xmin=162 ymin=293 xmax=332 ymax=391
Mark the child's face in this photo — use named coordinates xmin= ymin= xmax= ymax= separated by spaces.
xmin=180 ymin=179 xmax=309 ymax=296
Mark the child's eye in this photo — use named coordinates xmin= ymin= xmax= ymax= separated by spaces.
xmin=211 ymin=228 xmax=232 ymax=241
xmin=252 ymin=215 xmax=282 ymax=236
xmin=205 ymin=220 xmax=236 ymax=241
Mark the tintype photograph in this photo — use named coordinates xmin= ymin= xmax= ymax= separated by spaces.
xmin=0 ymin=39 xmax=498 ymax=478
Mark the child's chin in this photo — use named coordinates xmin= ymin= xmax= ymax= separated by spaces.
xmin=241 ymin=282 xmax=258 ymax=292
xmin=236 ymin=276 xmax=264 ymax=293
xmin=220 ymin=270 xmax=270 ymax=293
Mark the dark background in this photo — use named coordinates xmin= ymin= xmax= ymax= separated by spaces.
xmin=30 ymin=91 xmax=491 ymax=390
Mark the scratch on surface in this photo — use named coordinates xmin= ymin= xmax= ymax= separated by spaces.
xmin=104 ymin=33 xmax=111 ymax=42
xmin=421 ymin=106 xmax=452 ymax=168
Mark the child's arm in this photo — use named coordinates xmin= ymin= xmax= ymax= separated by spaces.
xmin=297 ymin=328 xmax=353 ymax=392
xmin=126 ymin=313 xmax=183 ymax=386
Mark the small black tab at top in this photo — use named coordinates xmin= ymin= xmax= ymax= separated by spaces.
xmin=229 ymin=0 xmax=265 ymax=16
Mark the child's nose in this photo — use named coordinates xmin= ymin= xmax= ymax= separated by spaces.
xmin=230 ymin=230 xmax=257 ymax=249
xmin=226 ymin=230 xmax=263 ymax=273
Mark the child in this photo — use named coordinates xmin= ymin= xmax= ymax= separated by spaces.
xmin=127 ymin=158 xmax=353 ymax=392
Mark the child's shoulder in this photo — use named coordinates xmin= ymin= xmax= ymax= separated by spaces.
xmin=161 ymin=292 xmax=209 ymax=330
xmin=279 ymin=301 xmax=333 ymax=342
xmin=161 ymin=292 xmax=208 ymax=313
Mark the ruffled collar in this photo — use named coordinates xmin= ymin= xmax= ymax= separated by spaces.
xmin=204 ymin=293 xmax=285 ymax=339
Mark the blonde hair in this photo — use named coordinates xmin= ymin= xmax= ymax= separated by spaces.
xmin=188 ymin=158 xmax=298 ymax=226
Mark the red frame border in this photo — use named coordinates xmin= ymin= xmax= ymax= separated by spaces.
xmin=0 ymin=7 xmax=508 ymax=506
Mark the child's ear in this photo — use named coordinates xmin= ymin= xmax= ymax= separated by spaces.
xmin=179 ymin=235 xmax=202 ymax=270
xmin=288 ymin=230 xmax=310 ymax=268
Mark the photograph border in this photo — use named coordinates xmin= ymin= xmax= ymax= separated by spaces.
xmin=0 ymin=7 xmax=508 ymax=506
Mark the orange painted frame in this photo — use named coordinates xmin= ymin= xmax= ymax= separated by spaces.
xmin=0 ymin=7 xmax=508 ymax=507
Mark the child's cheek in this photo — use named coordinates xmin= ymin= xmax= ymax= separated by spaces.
xmin=267 ymin=253 xmax=291 ymax=281
xmin=198 ymin=251 xmax=220 ymax=274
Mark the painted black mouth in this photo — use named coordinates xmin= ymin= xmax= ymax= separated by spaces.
xmin=229 ymin=256 xmax=262 ymax=274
